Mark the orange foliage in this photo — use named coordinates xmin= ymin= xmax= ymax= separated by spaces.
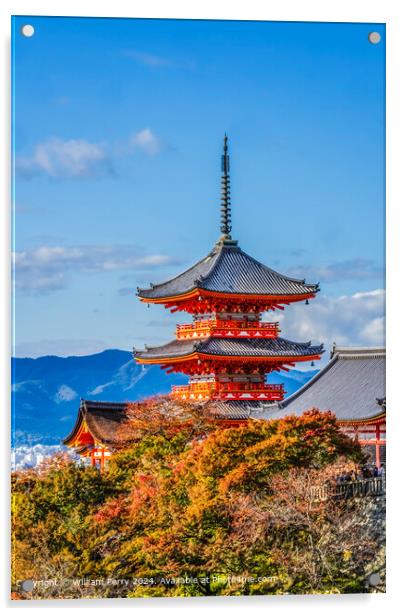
xmin=115 ymin=395 xmax=218 ymax=444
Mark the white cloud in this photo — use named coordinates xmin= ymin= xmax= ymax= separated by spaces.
xmin=130 ymin=128 xmax=162 ymax=155
xmin=287 ymin=259 xmax=384 ymax=283
xmin=16 ymin=130 xmax=165 ymax=179
xmin=54 ymin=385 xmax=78 ymax=404
xmin=88 ymin=383 xmax=113 ymax=396
xmin=124 ymin=50 xmax=172 ymax=68
xmin=360 ymin=316 xmax=385 ymax=345
xmin=17 ymin=138 xmax=112 ymax=179
xmin=123 ymin=49 xmax=195 ymax=71
xmin=13 ymin=244 xmax=180 ymax=295
xmin=274 ymin=289 xmax=385 ymax=360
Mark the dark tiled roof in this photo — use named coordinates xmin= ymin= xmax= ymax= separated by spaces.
xmin=63 ymin=399 xmax=130 ymax=446
xmin=64 ymin=398 xmax=256 ymax=447
xmin=135 ymin=337 xmax=324 ymax=361
xmin=135 ymin=339 xmax=195 ymax=360
xmin=208 ymin=400 xmax=263 ymax=420
xmin=64 ymin=348 xmax=384 ymax=444
xmin=250 ymin=346 xmax=386 ymax=422
xmin=138 ymin=241 xmax=318 ymax=300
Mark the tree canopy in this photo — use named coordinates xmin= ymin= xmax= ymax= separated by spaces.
xmin=12 ymin=402 xmax=382 ymax=600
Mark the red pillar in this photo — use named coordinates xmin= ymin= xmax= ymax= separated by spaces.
xmin=375 ymin=423 xmax=381 ymax=469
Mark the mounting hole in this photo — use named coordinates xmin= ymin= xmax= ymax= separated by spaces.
xmin=21 ymin=24 xmax=35 ymax=38
xmin=368 ymin=572 xmax=381 ymax=586
xmin=21 ymin=579 xmax=34 ymax=592
xmin=368 ymin=31 xmax=381 ymax=44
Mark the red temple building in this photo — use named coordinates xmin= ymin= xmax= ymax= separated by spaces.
xmin=134 ymin=136 xmax=323 ymax=406
xmin=63 ymin=137 xmax=385 ymax=468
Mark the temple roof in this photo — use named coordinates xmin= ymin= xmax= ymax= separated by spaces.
xmin=138 ymin=137 xmax=318 ymax=303
xmin=63 ymin=398 xmax=254 ymax=449
xmin=208 ymin=399 xmax=263 ymax=420
xmin=63 ymin=348 xmax=385 ymax=448
xmin=137 ymin=241 xmax=319 ymax=301
xmin=135 ymin=336 xmax=324 ymax=361
xmin=249 ymin=346 xmax=386 ymax=423
xmin=63 ymin=399 xmax=129 ymax=447
xmin=198 ymin=346 xmax=386 ymax=422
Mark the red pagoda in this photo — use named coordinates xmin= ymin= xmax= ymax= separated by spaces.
xmin=134 ymin=136 xmax=324 ymax=406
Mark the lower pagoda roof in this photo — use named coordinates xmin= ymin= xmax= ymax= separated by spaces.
xmin=134 ymin=337 xmax=324 ymax=362
xmin=62 ymin=347 xmax=385 ymax=449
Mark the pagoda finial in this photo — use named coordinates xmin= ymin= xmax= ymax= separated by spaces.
xmin=220 ymin=134 xmax=232 ymax=239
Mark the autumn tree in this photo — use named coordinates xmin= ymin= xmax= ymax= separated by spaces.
xmin=12 ymin=406 xmax=381 ymax=600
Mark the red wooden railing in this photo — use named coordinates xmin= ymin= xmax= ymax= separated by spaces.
xmin=171 ymin=381 xmax=284 ymax=401
xmin=176 ymin=319 xmax=279 ymax=340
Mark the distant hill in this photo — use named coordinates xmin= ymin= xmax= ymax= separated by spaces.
xmin=11 ymin=350 xmax=317 ymax=446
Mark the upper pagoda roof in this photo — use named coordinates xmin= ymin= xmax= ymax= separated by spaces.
xmin=138 ymin=240 xmax=319 ymax=301
xmin=135 ymin=336 xmax=324 ymax=362
xmin=137 ymin=136 xmax=319 ymax=302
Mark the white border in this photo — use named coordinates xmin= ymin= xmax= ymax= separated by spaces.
xmin=1 ymin=0 xmax=401 ymax=613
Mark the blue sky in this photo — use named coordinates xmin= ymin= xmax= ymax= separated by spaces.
xmin=12 ymin=16 xmax=385 ymax=359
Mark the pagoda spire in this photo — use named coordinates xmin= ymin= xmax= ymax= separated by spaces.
xmin=220 ymin=134 xmax=232 ymax=239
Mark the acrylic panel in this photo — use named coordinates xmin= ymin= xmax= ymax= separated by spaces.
xmin=11 ymin=16 xmax=385 ymax=599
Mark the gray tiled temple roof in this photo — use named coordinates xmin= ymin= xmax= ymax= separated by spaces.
xmin=134 ymin=337 xmax=324 ymax=361
xmin=63 ymin=399 xmax=130 ymax=446
xmin=138 ymin=241 xmax=319 ymax=300
xmin=64 ymin=347 xmax=386 ymax=445
xmin=64 ymin=398 xmax=257 ymax=447
xmin=250 ymin=346 xmax=386 ymax=422
xmin=208 ymin=400 xmax=263 ymax=420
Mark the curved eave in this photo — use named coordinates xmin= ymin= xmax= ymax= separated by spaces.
xmin=137 ymin=244 xmax=221 ymax=301
xmin=138 ymin=288 xmax=317 ymax=305
xmin=63 ymin=400 xmax=128 ymax=448
xmin=63 ymin=403 xmax=86 ymax=446
xmin=135 ymin=351 xmax=323 ymax=365
xmin=338 ymin=411 xmax=386 ymax=426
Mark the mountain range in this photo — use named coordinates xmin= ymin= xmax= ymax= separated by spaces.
xmin=11 ymin=349 xmax=317 ymax=447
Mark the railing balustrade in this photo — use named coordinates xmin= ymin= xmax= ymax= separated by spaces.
xmin=312 ymin=477 xmax=386 ymax=501
xmin=171 ymin=381 xmax=284 ymax=400
xmin=176 ymin=320 xmax=279 ymax=339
